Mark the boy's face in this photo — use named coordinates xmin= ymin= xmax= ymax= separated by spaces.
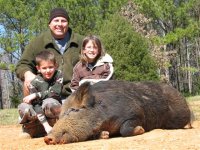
xmin=36 ymin=60 xmax=57 ymax=80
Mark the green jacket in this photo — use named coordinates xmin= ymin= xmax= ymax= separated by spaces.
xmin=15 ymin=28 xmax=83 ymax=97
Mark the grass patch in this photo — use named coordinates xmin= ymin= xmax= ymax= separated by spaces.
xmin=186 ymin=95 xmax=200 ymax=102
xmin=0 ymin=109 xmax=19 ymax=125
xmin=186 ymin=96 xmax=200 ymax=120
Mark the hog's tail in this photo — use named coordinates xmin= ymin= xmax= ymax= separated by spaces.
xmin=187 ymin=104 xmax=195 ymax=129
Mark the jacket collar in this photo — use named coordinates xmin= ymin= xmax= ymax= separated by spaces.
xmin=85 ymin=53 xmax=113 ymax=70
xmin=44 ymin=27 xmax=79 ymax=48
xmin=95 ymin=53 xmax=113 ymax=67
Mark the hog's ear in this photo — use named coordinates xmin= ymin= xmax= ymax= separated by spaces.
xmin=75 ymin=82 xmax=95 ymax=107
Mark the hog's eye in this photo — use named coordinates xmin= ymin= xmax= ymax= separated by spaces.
xmin=81 ymin=105 xmax=86 ymax=109
xmin=63 ymin=108 xmax=80 ymax=116
xmin=63 ymin=109 xmax=72 ymax=116
xmin=70 ymin=108 xmax=76 ymax=111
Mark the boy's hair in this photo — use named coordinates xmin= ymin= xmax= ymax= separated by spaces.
xmin=80 ymin=35 xmax=105 ymax=64
xmin=35 ymin=51 xmax=57 ymax=66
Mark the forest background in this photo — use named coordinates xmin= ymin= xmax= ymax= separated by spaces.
xmin=0 ymin=0 xmax=200 ymax=109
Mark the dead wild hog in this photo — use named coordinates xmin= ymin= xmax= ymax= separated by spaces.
xmin=44 ymin=80 xmax=191 ymax=144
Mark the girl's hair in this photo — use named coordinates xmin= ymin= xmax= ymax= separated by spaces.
xmin=35 ymin=50 xmax=57 ymax=66
xmin=80 ymin=35 xmax=105 ymax=63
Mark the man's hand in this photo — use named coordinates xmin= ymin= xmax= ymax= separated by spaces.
xmin=24 ymin=71 xmax=36 ymax=87
xmin=23 ymin=71 xmax=36 ymax=96
xmin=23 ymin=93 xmax=37 ymax=104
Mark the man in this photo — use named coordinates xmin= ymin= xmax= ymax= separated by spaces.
xmin=16 ymin=7 xmax=83 ymax=99
xmin=15 ymin=7 xmax=83 ymax=138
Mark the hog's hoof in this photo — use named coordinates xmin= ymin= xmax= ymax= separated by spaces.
xmin=184 ymin=122 xmax=193 ymax=129
xmin=100 ymin=131 xmax=110 ymax=139
xmin=133 ymin=126 xmax=145 ymax=135
xmin=44 ymin=136 xmax=56 ymax=145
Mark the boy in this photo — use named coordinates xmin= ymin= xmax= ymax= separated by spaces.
xmin=18 ymin=50 xmax=63 ymax=137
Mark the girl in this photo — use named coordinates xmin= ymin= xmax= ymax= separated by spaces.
xmin=70 ymin=35 xmax=114 ymax=92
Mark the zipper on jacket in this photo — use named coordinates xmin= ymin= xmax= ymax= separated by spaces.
xmin=61 ymin=56 xmax=64 ymax=72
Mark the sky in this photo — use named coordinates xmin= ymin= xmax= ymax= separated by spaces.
xmin=0 ymin=24 xmax=5 ymax=32
xmin=0 ymin=25 xmax=5 ymax=52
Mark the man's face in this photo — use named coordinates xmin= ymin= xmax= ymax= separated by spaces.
xmin=49 ymin=17 xmax=68 ymax=39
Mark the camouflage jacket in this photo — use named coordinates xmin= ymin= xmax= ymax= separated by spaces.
xmin=29 ymin=70 xmax=63 ymax=105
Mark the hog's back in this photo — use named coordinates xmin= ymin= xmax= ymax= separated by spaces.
xmin=91 ymin=80 xmax=191 ymax=131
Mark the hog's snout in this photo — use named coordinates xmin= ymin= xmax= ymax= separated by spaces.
xmin=44 ymin=135 xmax=56 ymax=145
xmin=44 ymin=134 xmax=69 ymax=145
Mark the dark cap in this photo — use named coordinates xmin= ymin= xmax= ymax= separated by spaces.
xmin=49 ymin=8 xmax=69 ymax=24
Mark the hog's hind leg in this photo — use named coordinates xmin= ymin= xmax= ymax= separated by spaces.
xmin=120 ymin=120 xmax=145 ymax=137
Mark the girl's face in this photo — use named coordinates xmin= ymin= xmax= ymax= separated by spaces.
xmin=36 ymin=60 xmax=57 ymax=80
xmin=83 ymin=40 xmax=99 ymax=63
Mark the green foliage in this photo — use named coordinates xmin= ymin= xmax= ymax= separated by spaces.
xmin=8 ymin=64 xmax=16 ymax=72
xmin=0 ymin=62 xmax=7 ymax=70
xmin=64 ymin=0 xmax=129 ymax=35
xmin=0 ymin=62 xmax=15 ymax=72
xmin=9 ymin=95 xmax=21 ymax=108
xmin=133 ymin=0 xmax=200 ymax=44
xmin=181 ymin=67 xmax=198 ymax=73
xmin=154 ymin=21 xmax=200 ymax=44
xmin=131 ymin=0 xmax=200 ymax=95
xmin=0 ymin=1 xmax=45 ymax=54
xmin=96 ymin=14 xmax=159 ymax=81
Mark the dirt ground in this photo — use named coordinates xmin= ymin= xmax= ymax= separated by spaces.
xmin=1 ymin=101 xmax=200 ymax=150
